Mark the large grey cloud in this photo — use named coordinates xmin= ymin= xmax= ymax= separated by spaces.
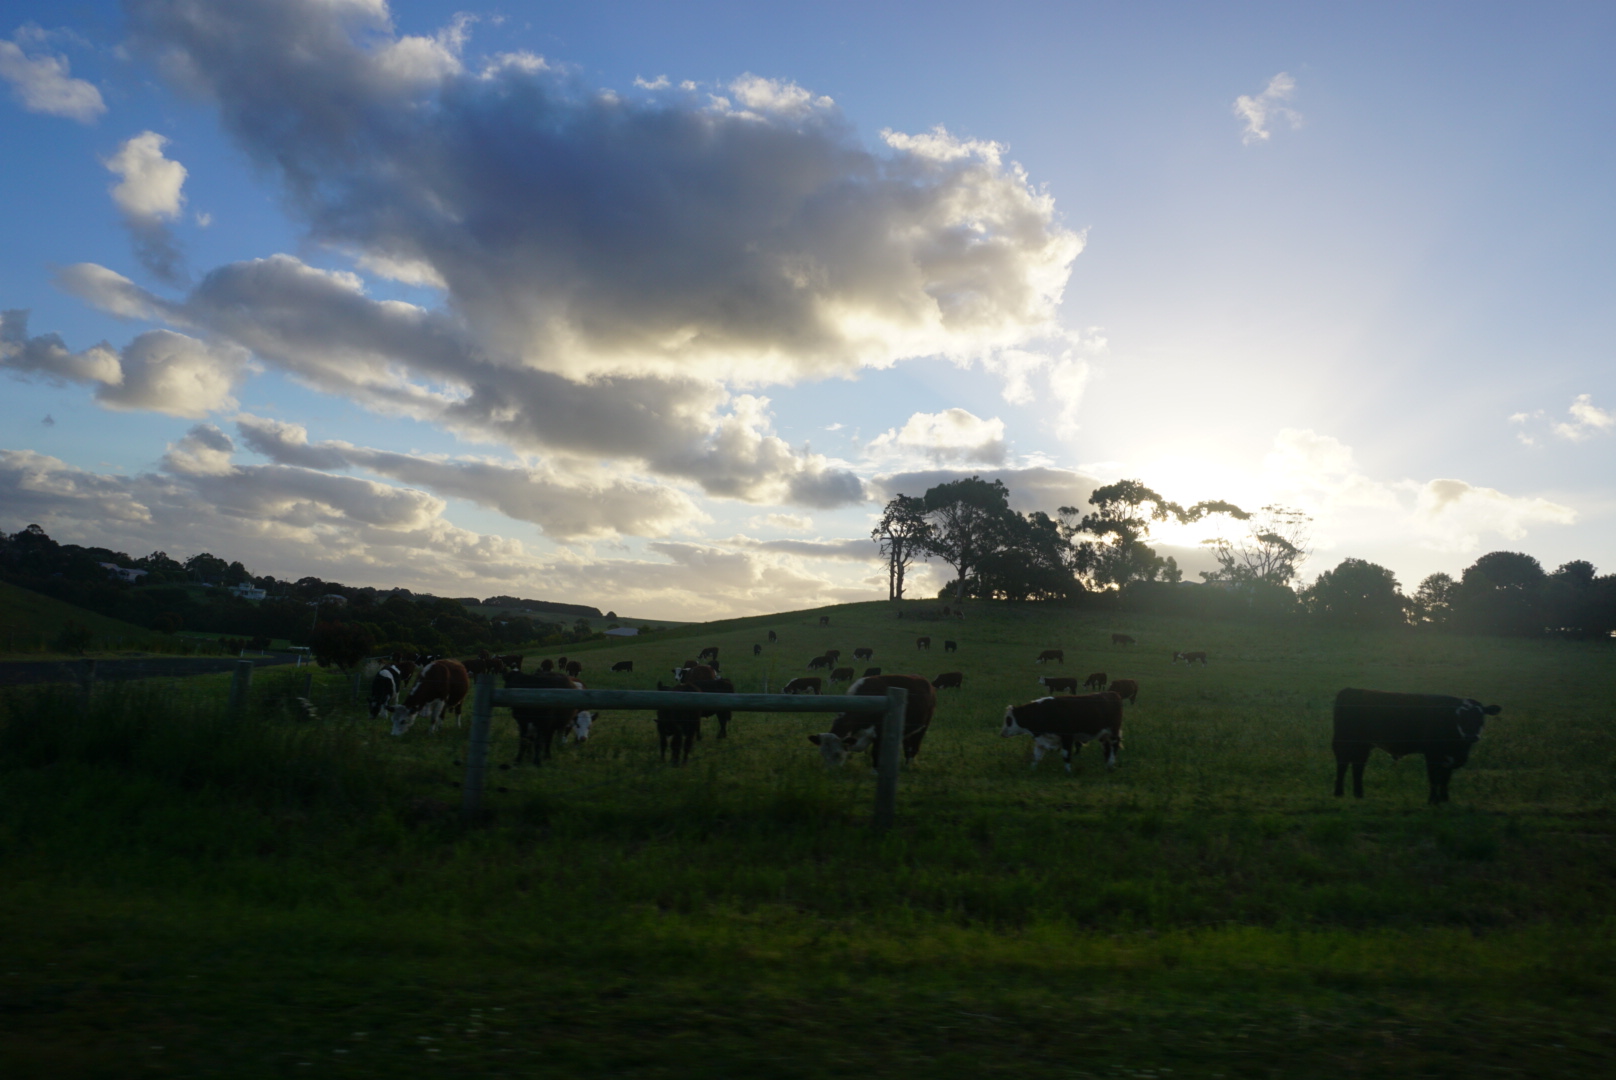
xmin=870 ymin=465 xmax=1103 ymax=514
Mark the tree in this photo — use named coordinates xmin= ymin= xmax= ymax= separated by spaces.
xmin=966 ymin=510 xmax=1081 ymax=600
xmin=1202 ymin=505 xmax=1311 ymax=587
xmin=1303 ymin=559 xmax=1408 ymax=626
xmin=1452 ymin=551 xmax=1547 ymax=635
xmin=1060 ymin=480 xmax=1245 ymax=590
xmin=1412 ymin=572 xmax=1458 ymax=627
xmin=918 ymin=477 xmax=1016 ymax=602
xmin=310 ymin=620 xmax=374 ymax=671
xmin=184 ymin=552 xmax=231 ymax=583
xmin=871 ymin=494 xmax=933 ymax=600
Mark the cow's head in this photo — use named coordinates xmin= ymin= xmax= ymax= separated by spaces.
xmin=388 ymin=703 xmax=416 ymax=736
xmin=1455 ymin=699 xmax=1502 ymax=741
xmin=1001 ymin=705 xmax=1031 ymax=738
xmin=807 ymin=732 xmax=852 ymax=767
xmin=569 ymin=710 xmax=594 ymax=745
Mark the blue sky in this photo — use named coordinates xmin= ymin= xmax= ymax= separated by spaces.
xmin=2 ymin=0 xmax=1612 ymax=618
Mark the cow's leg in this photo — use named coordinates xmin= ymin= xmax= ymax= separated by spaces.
xmin=515 ymin=719 xmax=534 ymax=765
xmin=1062 ymin=735 xmax=1076 ymax=774
xmin=1333 ymin=751 xmax=1349 ymax=797
xmin=716 ymin=710 xmax=731 ymax=739
xmin=657 ymin=723 xmax=670 ymax=762
xmin=1351 ymin=760 xmax=1366 ymax=799
xmin=1426 ymin=759 xmax=1451 ymax=804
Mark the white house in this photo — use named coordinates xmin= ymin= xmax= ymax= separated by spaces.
xmin=227 ymin=583 xmax=267 ymax=601
xmin=100 ymin=562 xmax=148 ymax=584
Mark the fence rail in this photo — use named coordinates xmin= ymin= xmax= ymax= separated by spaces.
xmin=464 ymin=676 xmax=908 ymax=829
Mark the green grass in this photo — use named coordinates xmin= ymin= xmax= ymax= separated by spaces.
xmin=2 ymin=600 xmax=1614 ymax=1077
xmin=0 ymin=580 xmax=155 ymax=656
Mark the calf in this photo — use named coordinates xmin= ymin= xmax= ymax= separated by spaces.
xmin=944 ymin=640 xmax=957 ymax=653
xmin=1108 ymin=678 xmax=1140 ymax=705
xmin=1332 ymin=688 xmax=1502 ymax=804
xmin=504 ymin=671 xmax=591 ymax=765
xmin=830 ymin=666 xmax=856 ymax=683
xmin=698 ymin=646 xmax=720 ymax=662
xmin=1111 ymin=633 xmax=1136 ymax=646
xmin=753 ymin=643 xmax=763 ymax=656
xmin=367 ymin=662 xmax=410 ymax=718
xmin=916 ymin=636 xmax=932 ymax=650
xmin=853 ymin=647 xmax=874 ymax=661
xmin=768 ymin=630 xmax=778 ymax=643
xmin=1083 ymin=671 xmax=1107 ymax=691
xmin=611 ymin=660 xmax=634 ymax=673
xmin=1173 ymin=651 xmax=1208 ymax=665
xmin=819 ymin=615 xmax=831 ymax=626
xmin=1036 ymin=649 xmax=1064 ymax=664
xmin=811 ymin=674 xmax=937 ymax=769
xmin=389 ymin=659 xmax=471 ymax=736
xmin=1001 ymin=692 xmax=1124 ymax=772
xmin=807 ymin=654 xmax=833 ymax=670
xmin=1038 ymin=675 xmax=1080 ymax=694
xmin=783 ymin=676 xmax=822 ymax=695
xmin=932 ymin=671 xmax=964 ymax=690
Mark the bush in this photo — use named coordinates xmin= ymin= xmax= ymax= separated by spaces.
xmin=51 ymin=621 xmax=94 ymax=655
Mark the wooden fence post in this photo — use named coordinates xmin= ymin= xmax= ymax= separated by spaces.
xmin=227 ymin=659 xmax=254 ymax=712
xmin=873 ymin=686 xmax=907 ymax=831
xmin=462 ymin=673 xmax=497 ymax=822
xmin=301 ymin=673 xmax=314 ymax=699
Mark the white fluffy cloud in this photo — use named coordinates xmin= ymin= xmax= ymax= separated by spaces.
xmin=867 ymin=408 xmax=1008 ymax=466
xmin=1554 ymin=394 xmax=1614 ymax=441
xmin=1234 ymin=72 xmax=1300 ymax=145
xmin=0 ymin=32 xmax=104 ymax=122
xmin=1409 ymin=478 xmax=1578 ymax=553
xmin=104 ymin=131 xmax=191 ymax=283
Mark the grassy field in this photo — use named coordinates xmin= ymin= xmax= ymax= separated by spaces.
xmin=2 ymin=599 xmax=1613 ymax=1077
xmin=0 ymin=581 xmax=155 ymax=656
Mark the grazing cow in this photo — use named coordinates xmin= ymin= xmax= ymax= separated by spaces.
xmin=768 ymin=630 xmax=778 ymax=643
xmin=389 ymin=659 xmax=471 ymax=736
xmin=862 ymin=667 xmax=881 ymax=678
xmin=1000 ymin=693 xmax=1124 ymax=772
xmin=611 ymin=660 xmax=634 ymax=673
xmin=539 ymin=658 xmax=555 ymax=672
xmin=753 ymin=643 xmax=763 ymax=656
xmin=1111 ymin=633 xmax=1136 ymax=646
xmin=1108 ymin=679 xmax=1140 ymax=705
xmin=916 ymin=636 xmax=932 ymax=650
xmin=1036 ymin=649 xmax=1064 ymax=664
xmin=830 ymin=666 xmax=856 ymax=683
xmin=810 ymin=675 xmax=938 ymax=769
xmin=1038 ymin=676 xmax=1080 ymax=694
xmin=367 ymin=662 xmax=411 ymax=718
xmin=819 ymin=615 xmax=831 ymax=627
xmin=698 ymin=646 xmax=720 ymax=662
xmin=1332 ymin=688 xmax=1502 ymax=804
xmin=1083 ymin=671 xmax=1107 ymax=691
xmin=674 ymin=663 xmax=718 ymax=685
xmin=504 ymin=671 xmax=591 ymax=764
xmin=944 ymin=640 xmax=957 ymax=653
xmin=496 ymin=654 xmax=523 ymax=673
xmin=932 ymin=671 xmax=964 ymax=690
xmin=807 ymin=654 xmax=833 ymax=670
xmin=1173 ymin=651 xmax=1208 ymax=665
xmin=463 ymin=656 xmax=503 ymax=676
xmin=783 ymin=676 xmax=822 ymax=695
xmin=853 ymin=647 xmax=874 ymax=661
xmin=824 ymin=649 xmax=841 ymax=664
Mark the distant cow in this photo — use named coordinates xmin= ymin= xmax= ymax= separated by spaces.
xmin=768 ymin=630 xmax=778 ymax=643
xmin=698 ymin=646 xmax=720 ymax=662
xmin=1036 ymin=649 xmax=1063 ymax=664
xmin=504 ymin=671 xmax=591 ymax=764
xmin=564 ymin=661 xmax=583 ymax=678
xmin=862 ymin=667 xmax=881 ymax=678
xmin=1173 ymin=651 xmax=1208 ymax=665
xmin=611 ymin=660 xmax=634 ymax=673
xmin=853 ymin=647 xmax=874 ymax=661
xmin=653 ymin=684 xmax=704 ymax=764
xmin=1001 ymin=692 xmax=1124 ymax=772
xmin=753 ymin=643 xmax=763 ymax=656
xmin=675 ymin=664 xmax=718 ymax=685
xmin=496 ymin=654 xmax=523 ymax=672
xmin=1083 ymin=671 xmax=1107 ymax=691
xmin=830 ymin=666 xmax=856 ymax=683
xmin=1038 ymin=676 xmax=1080 ymax=694
xmin=1111 ymin=633 xmax=1136 ymax=646
xmin=539 ymin=658 xmax=555 ymax=672
xmin=783 ymin=676 xmax=822 ymax=695
xmin=807 ymin=654 xmax=833 ymax=671
xmin=389 ymin=659 xmax=470 ymax=736
xmin=1108 ymin=679 xmax=1140 ymax=705
xmin=916 ymin=636 xmax=931 ymax=650
xmin=809 ymin=674 xmax=937 ymax=769
xmin=367 ymin=662 xmax=410 ymax=718
xmin=944 ymin=640 xmax=957 ymax=653
xmin=818 ymin=616 xmax=831 ymax=627
xmin=932 ymin=671 xmax=963 ymax=690
xmin=1332 ymin=688 xmax=1503 ymax=804
xmin=824 ymin=649 xmax=841 ymax=664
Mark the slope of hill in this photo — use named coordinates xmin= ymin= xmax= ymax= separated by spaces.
xmin=0 ymin=580 xmax=153 ymax=655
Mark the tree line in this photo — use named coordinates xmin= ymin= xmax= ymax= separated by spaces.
xmin=874 ymin=477 xmax=1616 ymax=638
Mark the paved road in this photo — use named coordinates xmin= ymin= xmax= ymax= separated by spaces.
xmin=0 ymin=653 xmax=306 ymax=687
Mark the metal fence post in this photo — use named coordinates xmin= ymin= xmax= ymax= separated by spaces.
xmin=228 ymin=659 xmax=254 ymax=712
xmin=873 ymin=686 xmax=907 ymax=831
xmin=462 ymin=673 xmax=497 ymax=822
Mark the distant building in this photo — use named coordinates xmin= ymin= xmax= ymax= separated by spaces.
xmin=604 ymin=627 xmax=639 ymax=637
xmin=227 ymin=583 xmax=267 ymax=601
xmin=99 ymin=562 xmax=148 ymax=584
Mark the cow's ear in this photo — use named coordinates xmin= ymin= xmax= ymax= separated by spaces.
xmin=1484 ymin=704 xmax=1502 ymax=715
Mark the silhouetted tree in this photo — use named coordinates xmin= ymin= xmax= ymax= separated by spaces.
xmin=919 ymin=477 xmax=1016 ymax=602
xmin=1060 ymin=480 xmax=1245 ymax=589
xmin=1202 ymin=505 xmax=1309 ymax=586
xmin=1303 ymin=559 xmax=1407 ymax=626
xmin=1452 ymin=551 xmax=1547 ymax=635
xmin=1412 ymin=572 xmax=1458 ymax=628
xmin=872 ymin=493 xmax=933 ymax=600
xmin=310 ymin=620 xmax=374 ymax=671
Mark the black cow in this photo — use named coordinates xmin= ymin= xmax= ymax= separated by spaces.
xmin=611 ymin=660 xmax=634 ymax=673
xmin=1000 ymin=693 xmax=1124 ymax=773
xmin=753 ymin=643 xmax=763 ymax=656
xmin=654 ymin=677 xmax=737 ymax=761
xmin=1332 ymin=688 xmax=1502 ymax=804
xmin=504 ymin=671 xmax=592 ymax=765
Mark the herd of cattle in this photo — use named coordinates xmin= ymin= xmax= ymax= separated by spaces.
xmin=363 ymin=632 xmax=1505 ymax=805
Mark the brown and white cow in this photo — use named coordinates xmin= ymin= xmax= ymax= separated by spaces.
xmin=1037 ymin=675 xmax=1079 ymax=694
xmin=1036 ymin=649 xmax=1064 ymax=664
xmin=1111 ymin=633 xmax=1136 ymax=646
xmin=1083 ymin=671 xmax=1107 ymax=691
xmin=916 ymin=636 xmax=931 ymax=650
xmin=853 ymin=647 xmax=874 ymax=661
xmin=807 ymin=674 xmax=937 ymax=770
xmin=389 ymin=659 xmax=471 ymax=735
xmin=829 ymin=666 xmax=856 ymax=683
xmin=1173 ymin=651 xmax=1208 ymax=665
xmin=944 ymin=640 xmax=958 ymax=653
xmin=783 ymin=676 xmax=823 ymax=694
xmin=496 ymin=654 xmax=524 ymax=672
xmin=807 ymin=654 xmax=833 ymax=670
xmin=932 ymin=671 xmax=963 ymax=690
xmin=1108 ymin=679 xmax=1140 ymax=705
xmin=611 ymin=660 xmax=634 ymax=672
xmin=1000 ymin=692 xmax=1124 ymax=772
xmin=698 ymin=646 xmax=720 ymax=662
xmin=504 ymin=671 xmax=593 ymax=764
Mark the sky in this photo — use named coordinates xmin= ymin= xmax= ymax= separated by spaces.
xmin=2 ymin=0 xmax=1612 ymax=620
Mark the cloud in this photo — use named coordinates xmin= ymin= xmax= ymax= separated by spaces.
xmin=1234 ymin=72 xmax=1300 ymax=145
xmin=105 ymin=131 xmax=190 ymax=283
xmin=747 ymin=512 xmax=813 ymax=531
xmin=870 ymin=464 xmax=1102 ymax=514
xmin=1410 ymin=478 xmax=1577 ymax=553
xmin=723 ymin=535 xmax=875 ymax=561
xmin=1553 ymin=394 xmax=1614 ymax=441
xmin=868 ymin=408 xmax=1008 ymax=466
xmin=0 ymin=32 xmax=104 ymax=122
xmin=1 ymin=310 xmax=246 ymax=417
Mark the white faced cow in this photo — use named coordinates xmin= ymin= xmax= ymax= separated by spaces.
xmin=1000 ymin=692 xmax=1124 ymax=773
xmin=389 ymin=659 xmax=470 ymax=735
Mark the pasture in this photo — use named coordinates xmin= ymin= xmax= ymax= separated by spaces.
xmin=2 ymin=599 xmax=1614 ymax=1077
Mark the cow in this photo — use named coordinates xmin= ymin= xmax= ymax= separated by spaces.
xmin=698 ymin=646 xmax=719 ymax=662
xmin=768 ymin=630 xmax=778 ymax=643
xmin=463 ymin=656 xmax=503 ymax=676
xmin=539 ymin=658 xmax=555 ymax=672
xmin=1000 ymin=693 xmax=1124 ymax=772
xmin=367 ymin=662 xmax=411 ymax=718
xmin=611 ymin=660 xmax=634 ymax=673
xmin=916 ymin=636 xmax=932 ymax=650
xmin=1108 ymin=679 xmax=1140 ymax=705
xmin=753 ymin=643 xmax=763 ymax=656
xmin=862 ymin=667 xmax=881 ymax=677
xmin=829 ymin=666 xmax=856 ymax=683
xmin=932 ymin=671 xmax=963 ymax=690
xmin=1173 ymin=651 xmax=1208 ymax=665
xmin=655 ymin=677 xmax=737 ymax=760
xmin=1038 ymin=676 xmax=1080 ymax=694
xmin=1332 ymin=688 xmax=1503 ymax=804
xmin=808 ymin=654 xmax=833 ymax=670
xmin=824 ymin=649 xmax=841 ymax=664
xmin=674 ymin=663 xmax=718 ymax=685
xmin=1111 ymin=633 xmax=1136 ymax=646
xmin=808 ymin=674 xmax=937 ymax=770
xmin=1036 ymin=649 xmax=1064 ymax=664
xmin=783 ymin=676 xmax=822 ymax=695
xmin=564 ymin=660 xmax=583 ymax=678
xmin=853 ymin=647 xmax=874 ymax=661
xmin=944 ymin=640 xmax=957 ymax=653
xmin=1083 ymin=671 xmax=1107 ymax=691
xmin=503 ymin=671 xmax=592 ymax=765
xmin=818 ymin=615 xmax=831 ymax=626
xmin=496 ymin=654 xmax=524 ymax=672
xmin=389 ymin=659 xmax=471 ymax=736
